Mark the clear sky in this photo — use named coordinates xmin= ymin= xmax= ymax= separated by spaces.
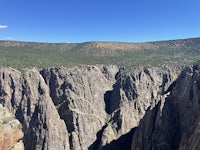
xmin=0 ymin=0 xmax=200 ymax=43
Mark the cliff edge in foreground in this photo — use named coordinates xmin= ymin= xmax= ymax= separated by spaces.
xmin=0 ymin=104 xmax=24 ymax=150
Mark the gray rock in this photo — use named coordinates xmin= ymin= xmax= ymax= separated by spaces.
xmin=0 ymin=68 xmax=70 ymax=150
xmin=0 ymin=64 xmax=186 ymax=150
xmin=0 ymin=65 xmax=118 ymax=150
xmin=131 ymin=65 xmax=200 ymax=150
xmin=40 ymin=65 xmax=118 ymax=150
xmin=96 ymin=66 xmax=181 ymax=149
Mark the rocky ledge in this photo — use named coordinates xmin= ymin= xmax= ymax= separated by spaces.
xmin=0 ymin=104 xmax=24 ymax=150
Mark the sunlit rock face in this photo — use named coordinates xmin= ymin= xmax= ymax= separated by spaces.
xmin=0 ymin=64 xmax=187 ymax=150
xmin=0 ymin=68 xmax=70 ymax=150
xmin=0 ymin=104 xmax=24 ymax=150
xmin=96 ymin=66 xmax=180 ymax=150
xmin=131 ymin=65 xmax=200 ymax=150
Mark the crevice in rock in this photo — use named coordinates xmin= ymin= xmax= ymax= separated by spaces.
xmin=15 ymin=83 xmax=26 ymax=149
xmin=15 ymin=102 xmax=25 ymax=123
xmin=123 ymin=75 xmax=138 ymax=101
xmin=40 ymin=69 xmax=60 ymax=106
xmin=88 ymin=124 xmax=108 ymax=150
xmin=69 ymin=133 xmax=73 ymax=150
xmin=38 ymin=82 xmax=45 ymax=95
xmin=115 ymin=66 xmax=126 ymax=81
xmin=76 ymin=115 xmax=82 ymax=149
xmin=10 ymin=75 xmax=16 ymax=107
xmin=56 ymin=98 xmax=75 ymax=149
xmin=102 ymin=128 xmax=136 ymax=150
xmin=163 ymin=81 xmax=177 ymax=94
xmin=159 ymin=73 xmax=168 ymax=95
xmin=144 ymin=68 xmax=154 ymax=82
xmin=40 ymin=69 xmax=74 ymax=149
xmin=58 ymin=102 xmax=74 ymax=132
xmin=101 ymin=66 xmax=112 ymax=80
xmin=24 ymin=105 xmax=39 ymax=150
xmin=104 ymin=90 xmax=112 ymax=114
xmin=15 ymin=80 xmax=26 ymax=123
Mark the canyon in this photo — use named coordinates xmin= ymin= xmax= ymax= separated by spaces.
xmin=1 ymin=63 xmax=196 ymax=150
xmin=1 ymin=38 xmax=200 ymax=149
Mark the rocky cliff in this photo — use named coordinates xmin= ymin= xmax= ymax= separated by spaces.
xmin=0 ymin=64 xmax=184 ymax=150
xmin=40 ymin=65 xmax=118 ymax=150
xmin=0 ymin=68 xmax=70 ymax=150
xmin=131 ymin=65 xmax=200 ymax=150
xmin=0 ymin=65 xmax=118 ymax=150
xmin=95 ymin=66 xmax=181 ymax=150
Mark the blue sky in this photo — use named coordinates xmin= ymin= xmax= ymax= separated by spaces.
xmin=0 ymin=0 xmax=200 ymax=43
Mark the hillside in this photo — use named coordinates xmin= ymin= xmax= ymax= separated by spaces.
xmin=0 ymin=37 xmax=200 ymax=69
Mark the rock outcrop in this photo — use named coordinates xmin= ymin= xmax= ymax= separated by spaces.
xmin=0 ymin=104 xmax=24 ymax=150
xmin=95 ymin=66 xmax=181 ymax=149
xmin=40 ymin=65 xmax=118 ymax=150
xmin=131 ymin=65 xmax=200 ymax=150
xmin=0 ymin=68 xmax=70 ymax=150
xmin=0 ymin=64 xmax=186 ymax=150
xmin=0 ymin=65 xmax=118 ymax=150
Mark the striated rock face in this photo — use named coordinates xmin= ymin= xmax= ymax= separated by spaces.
xmin=0 ymin=68 xmax=70 ymax=150
xmin=0 ymin=64 xmax=187 ymax=150
xmin=94 ymin=66 xmax=181 ymax=149
xmin=0 ymin=65 xmax=118 ymax=150
xmin=40 ymin=65 xmax=118 ymax=150
xmin=131 ymin=65 xmax=200 ymax=150
xmin=0 ymin=104 xmax=24 ymax=150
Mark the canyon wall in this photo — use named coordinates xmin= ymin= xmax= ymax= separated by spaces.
xmin=0 ymin=65 xmax=183 ymax=149
xmin=131 ymin=65 xmax=200 ymax=150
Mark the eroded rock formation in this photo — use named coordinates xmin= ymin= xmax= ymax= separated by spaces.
xmin=95 ymin=66 xmax=181 ymax=150
xmin=0 ymin=68 xmax=70 ymax=150
xmin=40 ymin=65 xmax=118 ymax=150
xmin=0 ymin=65 xmax=118 ymax=150
xmin=131 ymin=65 xmax=200 ymax=150
xmin=0 ymin=104 xmax=24 ymax=150
xmin=0 ymin=64 xmax=189 ymax=150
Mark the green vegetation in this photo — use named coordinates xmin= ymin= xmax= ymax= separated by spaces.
xmin=157 ymin=89 xmax=163 ymax=96
xmin=105 ymin=114 xmax=111 ymax=123
xmin=18 ymin=123 xmax=22 ymax=129
xmin=0 ymin=113 xmax=14 ymax=124
xmin=0 ymin=38 xmax=200 ymax=69
xmin=1 ymin=116 xmax=13 ymax=124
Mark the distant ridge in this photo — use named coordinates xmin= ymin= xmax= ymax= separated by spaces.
xmin=1 ymin=36 xmax=200 ymax=44
xmin=0 ymin=37 xmax=200 ymax=51
xmin=0 ymin=37 xmax=200 ymax=68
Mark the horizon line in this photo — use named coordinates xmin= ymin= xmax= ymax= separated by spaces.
xmin=0 ymin=36 xmax=199 ymax=44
